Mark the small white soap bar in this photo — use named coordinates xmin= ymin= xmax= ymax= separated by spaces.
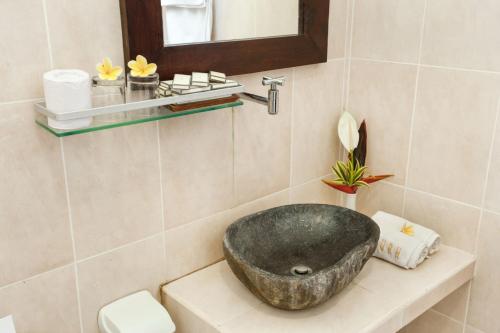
xmin=172 ymin=74 xmax=191 ymax=90
xmin=211 ymin=79 xmax=238 ymax=90
xmin=0 ymin=315 xmax=16 ymax=333
xmin=191 ymin=72 xmax=209 ymax=87
xmin=209 ymin=71 xmax=226 ymax=83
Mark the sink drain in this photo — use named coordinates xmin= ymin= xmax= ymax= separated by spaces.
xmin=291 ymin=265 xmax=313 ymax=276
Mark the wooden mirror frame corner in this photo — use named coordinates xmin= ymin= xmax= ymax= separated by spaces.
xmin=120 ymin=0 xmax=330 ymax=79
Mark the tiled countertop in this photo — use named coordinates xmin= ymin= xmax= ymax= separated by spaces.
xmin=162 ymin=246 xmax=475 ymax=333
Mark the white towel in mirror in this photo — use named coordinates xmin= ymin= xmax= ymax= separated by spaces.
xmin=163 ymin=0 xmax=206 ymax=6
xmin=162 ymin=0 xmax=213 ymax=46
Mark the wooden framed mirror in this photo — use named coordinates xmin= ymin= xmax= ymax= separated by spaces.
xmin=120 ymin=0 xmax=329 ymax=79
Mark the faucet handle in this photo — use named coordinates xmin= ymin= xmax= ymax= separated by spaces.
xmin=262 ymin=76 xmax=285 ymax=88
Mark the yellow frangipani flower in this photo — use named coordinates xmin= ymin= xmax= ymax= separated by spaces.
xmin=401 ymin=223 xmax=414 ymax=236
xmin=127 ymin=55 xmax=157 ymax=77
xmin=96 ymin=57 xmax=123 ymax=80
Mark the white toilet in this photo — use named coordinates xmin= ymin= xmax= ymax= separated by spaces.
xmin=98 ymin=291 xmax=176 ymax=333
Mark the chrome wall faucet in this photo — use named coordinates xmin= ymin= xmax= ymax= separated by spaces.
xmin=239 ymin=76 xmax=285 ymax=115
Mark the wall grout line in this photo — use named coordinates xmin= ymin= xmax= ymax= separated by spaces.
xmin=335 ymin=0 xmax=354 ymax=195
xmin=343 ymin=0 xmax=356 ymax=111
xmin=351 ymin=57 xmax=418 ymax=67
xmin=0 ymin=263 xmax=74 ymax=293
xmin=429 ymin=309 xmax=466 ymax=327
xmin=422 ymin=63 xmax=500 ymax=76
xmin=155 ymin=121 xmax=168 ymax=275
xmin=231 ymin=106 xmax=237 ymax=206
xmin=336 ymin=0 xmax=356 ymax=208
xmin=401 ymin=0 xmax=428 ymax=218
xmin=41 ymin=0 xmax=54 ymax=69
xmin=1 ymin=168 xmax=336 ymax=295
xmin=460 ymin=281 xmax=474 ymax=333
xmin=401 ymin=184 xmax=482 ymax=211
xmin=76 ymin=232 xmax=163 ymax=265
xmin=472 ymin=98 xmax=500 ymax=254
xmin=351 ymin=56 xmax=500 ymax=77
xmin=288 ymin=67 xmax=296 ymax=195
xmin=462 ymin=98 xmax=500 ymax=332
xmin=483 ymin=208 xmax=500 ymax=217
xmin=338 ymin=0 xmax=351 ymax=109
xmin=168 ymin=172 xmax=335 ymax=235
xmin=0 ymin=98 xmax=44 ymax=107
xmin=0 ymin=233 xmax=167 ymax=295
xmin=59 ymin=138 xmax=84 ymax=333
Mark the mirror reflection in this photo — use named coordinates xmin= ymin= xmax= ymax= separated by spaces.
xmin=162 ymin=0 xmax=300 ymax=46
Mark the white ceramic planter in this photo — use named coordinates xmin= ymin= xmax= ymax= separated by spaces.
xmin=344 ymin=193 xmax=357 ymax=211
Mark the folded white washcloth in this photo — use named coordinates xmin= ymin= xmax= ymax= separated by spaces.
xmin=374 ymin=230 xmax=429 ymax=269
xmin=372 ymin=211 xmax=441 ymax=255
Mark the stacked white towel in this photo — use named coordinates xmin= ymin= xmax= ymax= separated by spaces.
xmin=371 ymin=211 xmax=441 ymax=269
xmin=162 ymin=0 xmax=213 ymax=46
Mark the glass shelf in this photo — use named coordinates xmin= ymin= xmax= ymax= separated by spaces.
xmin=35 ymin=101 xmax=243 ymax=137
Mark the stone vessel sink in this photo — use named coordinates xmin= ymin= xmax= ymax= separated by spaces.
xmin=223 ymin=204 xmax=380 ymax=310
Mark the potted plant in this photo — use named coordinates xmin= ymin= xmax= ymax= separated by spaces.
xmin=323 ymin=111 xmax=392 ymax=210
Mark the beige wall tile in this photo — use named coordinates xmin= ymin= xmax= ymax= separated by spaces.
xmin=0 ymin=103 xmax=72 ymax=286
xmin=408 ymin=67 xmax=500 ymax=206
xmin=160 ymin=110 xmax=234 ymax=229
xmin=230 ymin=189 xmax=290 ymax=222
xmin=292 ymin=60 xmax=344 ymax=186
xmin=348 ymin=60 xmax=417 ymax=185
xmin=351 ymin=0 xmax=425 ymax=62
xmin=45 ymin=0 xmax=124 ymax=73
xmin=484 ymin=120 xmax=500 ymax=213
xmin=404 ymin=190 xmax=480 ymax=253
xmin=164 ymin=210 xmax=232 ymax=282
xmin=357 ymin=182 xmax=405 ymax=217
xmin=433 ymin=282 xmax=470 ymax=323
xmin=421 ymin=0 xmax=500 ymax=72
xmin=467 ymin=212 xmax=500 ymax=333
xmin=232 ymin=69 xmax=292 ymax=204
xmin=213 ymin=0 xmax=299 ymax=42
xmin=465 ymin=325 xmax=485 ymax=333
xmin=0 ymin=0 xmax=50 ymax=102
xmin=165 ymin=189 xmax=289 ymax=282
xmin=213 ymin=0 xmax=256 ymax=41
xmin=290 ymin=178 xmax=341 ymax=205
xmin=255 ymin=0 xmax=299 ymax=38
xmin=403 ymin=310 xmax=463 ymax=333
xmin=64 ymin=123 xmax=162 ymax=260
xmin=328 ymin=0 xmax=348 ymax=59
xmin=0 ymin=266 xmax=80 ymax=333
xmin=78 ymin=234 xmax=166 ymax=333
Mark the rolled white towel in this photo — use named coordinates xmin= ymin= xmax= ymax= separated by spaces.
xmin=374 ymin=230 xmax=429 ymax=269
xmin=372 ymin=211 xmax=441 ymax=255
